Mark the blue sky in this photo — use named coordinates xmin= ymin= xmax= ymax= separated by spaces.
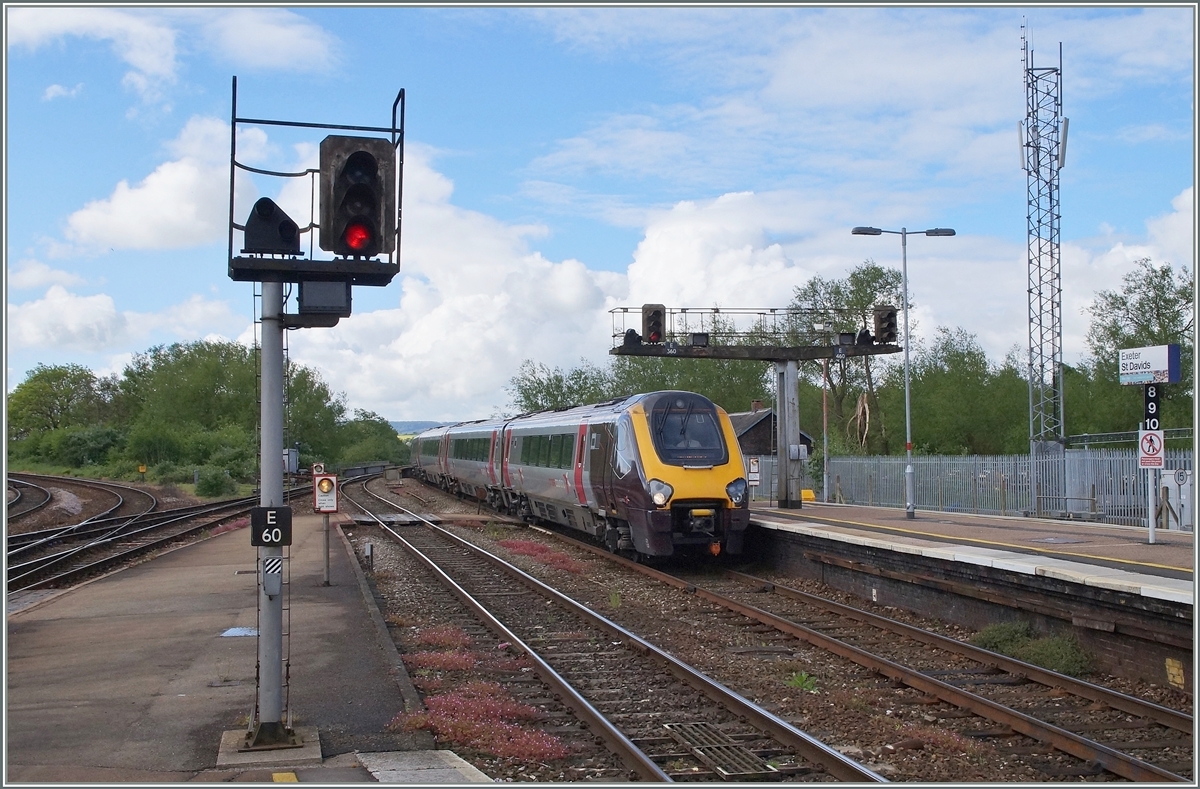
xmin=5 ymin=6 xmax=1195 ymax=421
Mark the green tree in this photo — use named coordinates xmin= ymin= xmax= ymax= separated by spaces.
xmin=787 ymin=260 xmax=904 ymax=454
xmin=7 ymin=363 xmax=103 ymax=440
xmin=1075 ymin=258 xmax=1194 ymax=432
xmin=881 ymin=328 xmax=1027 ymax=455
xmin=505 ymin=358 xmax=611 ymax=413
xmin=337 ymin=409 xmax=410 ymax=467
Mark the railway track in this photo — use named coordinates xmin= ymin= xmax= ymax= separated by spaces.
xmin=6 ymin=483 xmax=312 ymax=596
xmin=7 ymin=473 xmax=158 ymax=529
xmin=6 ymin=477 xmax=52 ymax=519
xmin=343 ymin=477 xmax=885 ymax=782
xmin=523 ymin=525 xmax=1193 ymax=781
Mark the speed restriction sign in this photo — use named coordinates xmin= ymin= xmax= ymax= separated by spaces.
xmin=314 ymin=474 xmax=339 ymax=513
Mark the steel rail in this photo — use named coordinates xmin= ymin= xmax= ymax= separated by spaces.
xmin=343 ymin=481 xmax=673 ymax=782
xmin=6 ymin=478 xmax=54 ymax=519
xmin=535 ymin=530 xmax=1184 ymax=782
xmin=722 ymin=568 xmax=1193 ymax=734
xmin=7 ymin=486 xmax=311 ymax=594
xmin=350 ymin=480 xmax=886 ymax=783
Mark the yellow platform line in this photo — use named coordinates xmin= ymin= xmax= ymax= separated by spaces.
xmin=272 ymin=772 xmax=298 ymax=782
xmin=774 ymin=513 xmax=1194 ymax=575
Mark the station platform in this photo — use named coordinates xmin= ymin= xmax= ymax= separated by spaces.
xmin=749 ymin=501 xmax=1193 ymax=604
xmin=5 ymin=511 xmax=490 ymax=783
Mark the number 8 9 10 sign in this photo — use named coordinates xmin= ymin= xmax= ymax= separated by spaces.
xmin=250 ymin=506 xmax=293 ymax=547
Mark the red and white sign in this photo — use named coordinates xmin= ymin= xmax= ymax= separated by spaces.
xmin=1139 ymin=430 xmax=1164 ymax=468
xmin=313 ymin=473 xmax=339 ymax=512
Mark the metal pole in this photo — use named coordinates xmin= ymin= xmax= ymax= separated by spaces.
xmin=256 ymin=281 xmax=286 ymax=742
xmin=822 ymin=358 xmax=829 ymax=503
xmin=323 ymin=513 xmax=330 ymax=586
xmin=1147 ymin=467 xmax=1156 ymax=544
xmin=901 ymin=228 xmax=915 ymax=519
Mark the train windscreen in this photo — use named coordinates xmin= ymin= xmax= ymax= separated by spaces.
xmin=645 ymin=393 xmax=728 ymax=466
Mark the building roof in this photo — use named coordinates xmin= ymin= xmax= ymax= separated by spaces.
xmin=727 ymin=408 xmax=814 ymax=444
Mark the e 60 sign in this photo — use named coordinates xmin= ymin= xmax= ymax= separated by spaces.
xmin=250 ymin=506 xmax=293 ymax=547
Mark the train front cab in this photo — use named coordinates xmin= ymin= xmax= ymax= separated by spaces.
xmin=610 ymin=392 xmax=750 ymax=558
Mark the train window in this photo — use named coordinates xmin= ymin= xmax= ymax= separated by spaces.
xmin=538 ymin=435 xmax=552 ymax=467
xmin=549 ymin=434 xmax=563 ymax=468
xmin=614 ymin=414 xmax=637 ymax=478
xmin=646 ymin=393 xmax=728 ymax=466
xmin=560 ymin=435 xmax=576 ymax=469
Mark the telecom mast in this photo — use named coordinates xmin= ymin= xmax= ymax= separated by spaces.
xmin=1020 ymin=24 xmax=1068 ymax=488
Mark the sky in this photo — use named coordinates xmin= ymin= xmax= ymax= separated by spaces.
xmin=4 ymin=6 xmax=1196 ymax=422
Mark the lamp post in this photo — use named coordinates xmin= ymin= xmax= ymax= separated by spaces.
xmin=851 ymin=225 xmax=955 ymax=519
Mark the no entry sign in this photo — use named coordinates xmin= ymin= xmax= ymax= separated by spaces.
xmin=1139 ymin=430 xmax=1164 ymax=468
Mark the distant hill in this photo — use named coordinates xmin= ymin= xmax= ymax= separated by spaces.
xmin=390 ymin=420 xmax=445 ymax=436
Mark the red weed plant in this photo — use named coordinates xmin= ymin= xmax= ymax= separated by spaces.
xmin=402 ymin=650 xmax=477 ymax=671
xmin=389 ymin=680 xmax=570 ymax=760
xmin=497 ymin=539 xmax=585 ymax=574
xmin=415 ymin=625 xmax=473 ymax=649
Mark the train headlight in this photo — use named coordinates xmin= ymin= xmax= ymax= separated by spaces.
xmin=726 ymin=478 xmax=748 ymax=506
xmin=648 ymin=479 xmax=673 ymax=507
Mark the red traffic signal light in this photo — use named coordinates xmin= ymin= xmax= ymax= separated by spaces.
xmin=319 ymin=136 xmax=396 ymax=258
xmin=642 ymin=303 xmax=666 ymax=344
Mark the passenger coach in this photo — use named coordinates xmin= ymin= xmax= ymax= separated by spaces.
xmin=413 ymin=391 xmax=750 ymax=559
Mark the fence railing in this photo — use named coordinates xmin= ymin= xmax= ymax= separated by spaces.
xmin=745 ymin=449 xmax=1193 ymax=528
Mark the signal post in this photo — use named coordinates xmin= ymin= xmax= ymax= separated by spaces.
xmin=226 ymin=77 xmax=403 ymax=751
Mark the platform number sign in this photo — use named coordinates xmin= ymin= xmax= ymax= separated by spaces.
xmin=1144 ymin=384 xmax=1161 ymax=431
xmin=250 ymin=506 xmax=293 ymax=546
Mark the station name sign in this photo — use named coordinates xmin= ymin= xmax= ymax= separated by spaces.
xmin=1118 ymin=344 xmax=1180 ymax=386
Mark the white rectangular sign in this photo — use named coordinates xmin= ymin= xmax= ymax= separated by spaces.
xmin=313 ymin=474 xmax=339 ymax=512
xmin=1120 ymin=345 xmax=1181 ymax=385
xmin=1139 ymin=430 xmax=1165 ymax=468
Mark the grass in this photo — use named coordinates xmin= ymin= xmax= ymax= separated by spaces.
xmin=608 ymin=591 xmax=622 ymax=609
xmin=970 ymin=621 xmax=1092 ymax=676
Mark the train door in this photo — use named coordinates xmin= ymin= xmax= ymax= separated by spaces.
xmin=588 ymin=421 xmax=618 ymax=514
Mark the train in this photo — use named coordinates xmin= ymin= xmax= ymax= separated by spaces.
xmin=411 ymin=390 xmax=750 ymax=559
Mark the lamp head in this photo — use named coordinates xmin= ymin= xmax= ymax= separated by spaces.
xmin=925 ymin=228 xmax=956 ymax=236
xmin=852 ymin=226 xmax=883 ymax=236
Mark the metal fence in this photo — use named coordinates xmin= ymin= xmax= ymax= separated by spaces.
xmin=746 ymin=450 xmax=1193 ymax=528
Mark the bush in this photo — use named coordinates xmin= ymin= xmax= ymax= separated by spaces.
xmin=970 ymin=621 xmax=1092 ymax=676
xmin=970 ymin=621 xmax=1035 ymax=653
xmin=195 ymin=466 xmax=238 ymax=497
xmin=126 ymin=422 xmax=185 ymax=465
xmin=1013 ymin=635 xmax=1092 ymax=677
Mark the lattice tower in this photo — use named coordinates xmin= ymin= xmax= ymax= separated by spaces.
xmin=1021 ymin=31 xmax=1066 ymax=452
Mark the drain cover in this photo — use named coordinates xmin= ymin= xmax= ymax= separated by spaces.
xmin=663 ymin=722 xmax=778 ymax=779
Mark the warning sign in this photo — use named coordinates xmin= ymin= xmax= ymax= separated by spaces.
xmin=1139 ymin=429 xmax=1164 ymax=468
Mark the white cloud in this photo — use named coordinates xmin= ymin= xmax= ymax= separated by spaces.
xmin=284 ymin=146 xmax=625 ymax=420
xmin=7 ymin=7 xmax=177 ymax=101
xmin=62 ymin=116 xmax=264 ymax=252
xmin=198 ymin=9 xmax=338 ymax=72
xmin=7 ymin=285 xmax=246 ymax=353
xmin=1145 ymin=187 xmax=1194 ymax=271
xmin=7 ymin=286 xmax=129 ymax=351
xmin=42 ymin=82 xmax=83 ymax=101
xmin=9 ymin=260 xmax=85 ymax=289
xmin=8 ymin=8 xmax=340 ymax=106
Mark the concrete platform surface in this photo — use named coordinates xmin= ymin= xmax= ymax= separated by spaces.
xmin=6 ymin=510 xmax=439 ymax=781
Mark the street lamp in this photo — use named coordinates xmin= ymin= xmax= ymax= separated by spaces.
xmin=851 ymin=225 xmax=956 ymax=519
